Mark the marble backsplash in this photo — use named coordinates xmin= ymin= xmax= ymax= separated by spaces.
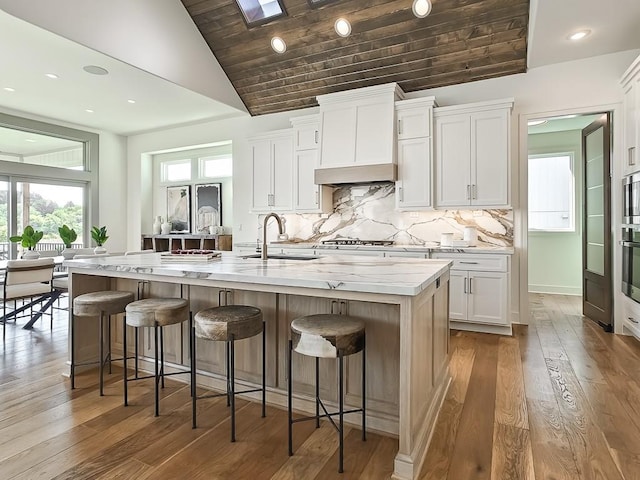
xmin=258 ymin=183 xmax=513 ymax=247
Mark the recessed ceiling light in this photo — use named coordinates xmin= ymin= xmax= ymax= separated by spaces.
xmin=412 ymin=0 xmax=432 ymax=18
xmin=83 ymin=65 xmax=109 ymax=75
xmin=127 ymin=99 xmax=136 ymax=104
xmin=569 ymin=29 xmax=590 ymax=41
xmin=3 ymin=87 xmax=15 ymax=92
xmin=271 ymin=36 xmax=286 ymax=54
xmin=528 ymin=120 xmax=547 ymax=127
xmin=25 ymin=139 xmax=36 ymax=143
xmin=45 ymin=73 xmax=59 ymax=79
xmin=334 ymin=18 xmax=351 ymax=37
xmin=85 ymin=109 xmax=94 ymax=113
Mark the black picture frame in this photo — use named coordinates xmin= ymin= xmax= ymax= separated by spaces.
xmin=167 ymin=185 xmax=191 ymax=233
xmin=234 ymin=0 xmax=287 ymax=27
xmin=194 ymin=183 xmax=222 ymax=233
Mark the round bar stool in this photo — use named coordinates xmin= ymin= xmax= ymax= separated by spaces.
xmin=288 ymin=314 xmax=366 ymax=474
xmin=191 ymin=305 xmax=265 ymax=442
xmin=124 ymin=298 xmax=191 ymax=417
xmin=71 ymin=290 xmax=136 ymax=396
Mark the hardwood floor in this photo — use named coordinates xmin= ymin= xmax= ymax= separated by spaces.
xmin=1 ymin=294 xmax=640 ymax=479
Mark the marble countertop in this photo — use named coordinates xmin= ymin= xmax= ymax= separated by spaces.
xmin=65 ymin=253 xmax=451 ymax=296
xmin=235 ymin=242 xmax=515 ymax=254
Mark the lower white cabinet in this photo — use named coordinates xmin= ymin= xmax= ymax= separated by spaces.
xmin=432 ymin=253 xmax=510 ymax=328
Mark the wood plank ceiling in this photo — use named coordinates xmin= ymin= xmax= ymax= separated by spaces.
xmin=181 ymin=0 xmax=529 ymax=116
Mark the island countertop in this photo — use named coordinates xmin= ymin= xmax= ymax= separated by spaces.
xmin=65 ymin=252 xmax=451 ymax=297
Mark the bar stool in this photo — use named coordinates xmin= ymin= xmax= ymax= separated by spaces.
xmin=71 ymin=290 xmax=135 ymax=396
xmin=288 ymin=314 xmax=366 ymax=474
xmin=123 ymin=297 xmax=191 ymax=416
xmin=191 ymin=305 xmax=265 ymax=442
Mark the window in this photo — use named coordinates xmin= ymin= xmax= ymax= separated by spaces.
xmin=199 ymin=155 xmax=233 ymax=179
xmin=0 ymin=126 xmax=85 ymax=170
xmin=235 ymin=0 xmax=286 ymax=26
xmin=528 ymin=153 xmax=575 ymax=231
xmin=161 ymin=159 xmax=191 ymax=182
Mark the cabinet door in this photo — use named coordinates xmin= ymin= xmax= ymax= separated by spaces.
xmin=396 ymin=137 xmax=432 ymax=209
xmin=467 ymin=271 xmax=508 ymax=325
xmin=448 ymin=270 xmax=468 ymax=320
xmin=294 ymin=149 xmax=321 ymax=212
xmin=272 ymin=135 xmax=294 ymax=211
xmin=250 ymin=139 xmax=273 ymax=212
xmin=471 ymin=109 xmax=509 ymax=206
xmin=355 ymin=102 xmax=393 ymax=165
xmin=624 ymin=80 xmax=638 ymax=174
xmin=319 ymin=106 xmax=357 ymax=167
xmin=397 ymin=107 xmax=431 ymax=140
xmin=295 ymin=123 xmax=319 ymax=150
xmin=435 ymin=114 xmax=471 ymax=207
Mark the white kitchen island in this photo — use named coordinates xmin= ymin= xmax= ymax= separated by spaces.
xmin=65 ymin=253 xmax=451 ymax=480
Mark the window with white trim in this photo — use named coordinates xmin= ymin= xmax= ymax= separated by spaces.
xmin=528 ymin=153 xmax=575 ymax=232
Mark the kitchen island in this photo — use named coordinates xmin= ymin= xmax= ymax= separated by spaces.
xmin=65 ymin=253 xmax=451 ymax=480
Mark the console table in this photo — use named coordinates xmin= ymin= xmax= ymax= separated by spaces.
xmin=141 ymin=234 xmax=232 ymax=252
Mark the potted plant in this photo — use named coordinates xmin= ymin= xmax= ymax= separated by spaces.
xmin=10 ymin=225 xmax=44 ymax=259
xmin=91 ymin=225 xmax=109 ymax=254
xmin=58 ymin=224 xmax=78 ymax=259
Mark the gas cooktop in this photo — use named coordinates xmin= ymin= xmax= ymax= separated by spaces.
xmin=320 ymin=239 xmax=394 ymax=246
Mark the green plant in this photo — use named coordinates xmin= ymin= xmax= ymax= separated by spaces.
xmin=91 ymin=225 xmax=109 ymax=247
xmin=10 ymin=225 xmax=44 ymax=250
xmin=58 ymin=224 xmax=78 ymax=248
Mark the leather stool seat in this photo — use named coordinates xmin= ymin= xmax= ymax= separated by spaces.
xmin=73 ymin=291 xmax=135 ymax=317
xmin=126 ymin=298 xmax=189 ymax=327
xmin=291 ymin=314 xmax=365 ymax=358
xmin=194 ymin=305 xmax=262 ymax=342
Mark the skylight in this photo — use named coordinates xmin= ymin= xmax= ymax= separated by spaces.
xmin=235 ymin=0 xmax=286 ymax=27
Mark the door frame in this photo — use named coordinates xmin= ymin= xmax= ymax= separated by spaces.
xmin=517 ymin=102 xmax=623 ymax=332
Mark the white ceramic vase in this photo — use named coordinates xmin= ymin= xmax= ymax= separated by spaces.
xmin=153 ymin=216 xmax=162 ymax=235
xmin=94 ymin=246 xmax=107 ymax=254
xmin=22 ymin=249 xmax=40 ymax=259
xmin=161 ymin=221 xmax=172 ymax=235
xmin=62 ymin=247 xmax=76 ymax=259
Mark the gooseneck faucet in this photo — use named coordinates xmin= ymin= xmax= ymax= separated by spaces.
xmin=262 ymin=212 xmax=285 ymax=260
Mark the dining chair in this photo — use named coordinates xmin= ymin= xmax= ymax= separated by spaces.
xmin=2 ymin=258 xmax=56 ymax=339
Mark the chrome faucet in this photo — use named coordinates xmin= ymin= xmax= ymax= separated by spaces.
xmin=262 ymin=212 xmax=285 ymax=260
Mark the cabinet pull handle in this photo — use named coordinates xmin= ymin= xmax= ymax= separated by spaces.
xmin=399 ymin=186 xmax=403 ymax=201
xmin=331 ymin=300 xmax=338 ymax=314
xmin=398 ymin=119 xmax=402 ymax=135
xmin=630 ymin=147 xmax=636 ymax=166
xmin=314 ymin=130 xmax=319 ymax=144
xmin=315 ymin=190 xmax=319 ymax=205
xmin=472 ymin=184 xmax=477 ymax=200
xmin=466 ymin=185 xmax=470 ymax=200
xmin=218 ymin=290 xmax=224 ymax=306
xmin=629 ymin=317 xmax=639 ymax=324
xmin=469 ymin=277 xmax=473 ymax=294
xmin=460 ymin=261 xmax=479 ymax=265
xmin=226 ymin=290 xmax=233 ymax=305
xmin=463 ymin=278 xmax=467 ymax=294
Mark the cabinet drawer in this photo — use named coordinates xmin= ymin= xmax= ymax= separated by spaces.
xmin=431 ymin=253 xmax=507 ymax=272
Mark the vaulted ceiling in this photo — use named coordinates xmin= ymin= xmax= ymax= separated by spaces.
xmin=182 ymin=0 xmax=529 ymax=115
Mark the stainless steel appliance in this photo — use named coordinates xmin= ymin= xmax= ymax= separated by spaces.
xmin=320 ymin=239 xmax=394 ymax=246
xmin=622 ymin=226 xmax=640 ymax=303
xmin=623 ymin=172 xmax=640 ymax=224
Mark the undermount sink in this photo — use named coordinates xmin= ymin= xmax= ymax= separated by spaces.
xmin=242 ymin=254 xmax=319 ymax=261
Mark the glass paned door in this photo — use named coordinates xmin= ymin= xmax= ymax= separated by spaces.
xmin=15 ymin=182 xmax=85 ymax=255
xmin=0 ymin=180 xmax=8 ymax=259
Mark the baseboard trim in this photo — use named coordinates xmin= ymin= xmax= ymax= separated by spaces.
xmin=528 ymin=284 xmax=582 ymax=296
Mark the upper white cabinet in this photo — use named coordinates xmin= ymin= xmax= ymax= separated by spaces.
xmin=317 ymin=83 xmax=405 ymax=169
xmin=434 ymin=99 xmax=513 ymax=208
xmin=395 ymin=97 xmax=436 ymax=210
xmin=290 ymin=115 xmax=333 ymax=213
xmin=622 ymin=54 xmax=640 ymax=175
xmin=249 ymin=129 xmax=294 ymax=213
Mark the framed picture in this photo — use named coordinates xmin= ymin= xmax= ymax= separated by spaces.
xmin=167 ymin=186 xmax=191 ymax=233
xmin=235 ymin=0 xmax=286 ymax=27
xmin=195 ymin=183 xmax=222 ymax=233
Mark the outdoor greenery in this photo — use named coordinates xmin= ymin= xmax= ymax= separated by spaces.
xmin=0 ymin=190 xmax=83 ymax=243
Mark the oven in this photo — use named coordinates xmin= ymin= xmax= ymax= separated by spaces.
xmin=623 ymin=172 xmax=640 ymax=224
xmin=622 ymin=226 xmax=640 ymax=303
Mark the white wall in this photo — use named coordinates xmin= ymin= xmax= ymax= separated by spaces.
xmin=0 ymin=0 xmax=246 ymax=113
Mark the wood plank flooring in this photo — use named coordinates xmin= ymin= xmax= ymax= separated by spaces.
xmin=2 ymin=294 xmax=640 ymax=479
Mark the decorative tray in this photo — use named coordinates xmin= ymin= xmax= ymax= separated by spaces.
xmin=160 ymin=250 xmax=222 ymax=262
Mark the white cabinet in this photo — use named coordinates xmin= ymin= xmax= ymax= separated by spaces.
xmin=621 ymin=54 xmax=640 ymax=175
xmin=317 ymin=83 xmax=404 ymax=169
xmin=249 ymin=130 xmax=294 ymax=213
xmin=290 ymin=115 xmax=333 ymax=213
xmin=432 ymin=253 xmax=510 ymax=330
xmin=434 ymin=99 xmax=513 ymax=208
xmin=395 ymin=97 xmax=436 ymax=210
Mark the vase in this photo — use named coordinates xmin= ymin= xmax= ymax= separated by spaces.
xmin=22 ymin=250 xmax=40 ymax=259
xmin=62 ymin=247 xmax=76 ymax=260
xmin=153 ymin=216 xmax=162 ymax=235
xmin=161 ymin=221 xmax=172 ymax=235
xmin=94 ymin=246 xmax=107 ymax=254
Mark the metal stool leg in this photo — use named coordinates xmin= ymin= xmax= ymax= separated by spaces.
xmin=288 ymin=339 xmax=293 ymax=456
xmin=99 ymin=312 xmax=104 ymax=396
xmin=107 ymin=315 xmax=112 ymax=374
xmin=339 ymin=353 xmax=344 ymax=474
xmin=315 ymin=357 xmax=320 ymax=428
xmin=154 ymin=323 xmax=159 ymax=417
xmin=262 ymin=320 xmax=266 ymax=418
xmin=191 ymin=317 xmax=197 ymax=429
xmin=225 ymin=342 xmax=231 ymax=407
xmin=230 ymin=334 xmax=236 ymax=442
xmin=123 ymin=316 xmax=128 ymax=406
xmin=160 ymin=326 xmax=165 ymax=388
xmin=362 ymin=335 xmax=366 ymax=441
xmin=134 ymin=327 xmax=139 ymax=379
xmin=70 ymin=306 xmax=75 ymax=389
